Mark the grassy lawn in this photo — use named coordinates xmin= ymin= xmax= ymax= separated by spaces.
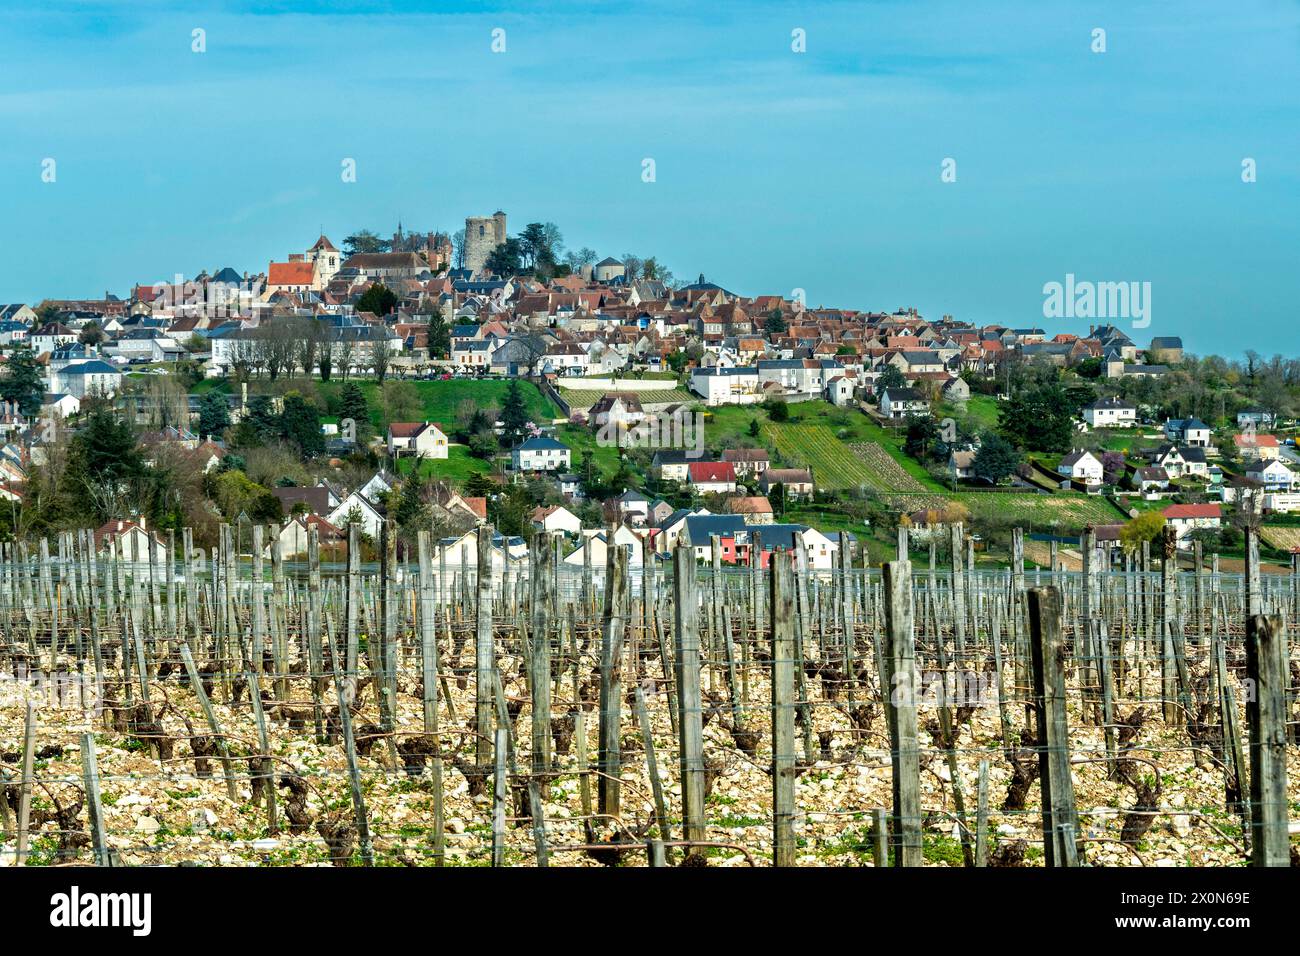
xmin=395 ymin=445 xmax=493 ymax=482
xmin=556 ymin=423 xmax=621 ymax=479
xmin=946 ymin=394 xmax=1000 ymax=431
xmin=317 ymin=378 xmax=559 ymax=431
xmin=190 ymin=378 xmax=232 ymax=395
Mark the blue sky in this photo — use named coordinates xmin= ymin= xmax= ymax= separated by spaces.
xmin=2 ymin=0 xmax=1297 ymax=356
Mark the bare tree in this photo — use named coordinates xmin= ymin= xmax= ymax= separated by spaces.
xmin=369 ymin=335 xmax=392 ymax=383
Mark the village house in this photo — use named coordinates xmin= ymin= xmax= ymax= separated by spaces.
xmin=689 ymin=366 xmax=761 ymax=406
xmin=724 ymin=495 xmax=775 ymax=524
xmin=511 ymin=435 xmax=571 ymax=472
xmin=760 ymin=468 xmax=814 ymax=501
xmin=563 ymin=525 xmax=646 ymax=568
xmin=878 ymin=387 xmax=929 ymax=419
xmin=948 ymin=449 xmax=976 ymax=480
xmin=328 ymin=490 xmax=385 ymax=538
xmin=94 ymin=519 xmax=167 ymax=564
xmin=1082 ymin=397 xmax=1137 ymax=428
xmin=1150 ymin=444 xmax=1208 ymax=479
xmin=387 ymin=421 xmax=449 ymax=459
xmin=1162 ymin=503 xmax=1222 ymax=540
xmin=688 ymin=460 xmax=738 ymax=495
xmin=1132 ymin=466 xmax=1170 ymax=493
xmin=1232 ymin=432 xmax=1280 ymax=461
xmin=651 ymin=449 xmax=705 ymax=483
xmin=1057 ymin=449 xmax=1104 ymax=486
xmin=1163 ymin=418 xmax=1212 ymax=447
xmin=1244 ymin=458 xmax=1295 ymax=491
xmin=721 ymin=447 xmax=770 ymax=478
xmin=588 ymin=391 xmax=646 ymax=431
xmin=530 ymin=504 xmax=583 ymax=536
xmin=267 ymin=513 xmax=345 ymax=559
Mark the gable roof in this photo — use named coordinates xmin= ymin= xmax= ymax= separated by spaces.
xmin=688 ymin=461 xmax=736 ymax=483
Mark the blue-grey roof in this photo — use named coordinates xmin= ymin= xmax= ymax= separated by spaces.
xmin=518 ymin=436 xmax=568 ymax=451
xmin=683 ymin=514 xmax=748 ymax=544
xmin=62 ymin=360 xmax=119 ymax=375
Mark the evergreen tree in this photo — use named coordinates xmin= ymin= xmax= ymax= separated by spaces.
xmin=998 ymin=378 xmax=1077 ymax=454
xmin=355 ymin=283 xmax=397 ymax=317
xmin=971 ymin=432 xmax=1020 ymax=484
xmin=280 ymin=394 xmax=325 ymax=457
xmin=499 ymin=379 xmax=530 ymax=448
xmin=197 ymin=390 xmax=231 ymax=439
xmin=1 ymin=347 xmax=44 ymax=418
xmin=425 ymin=311 xmax=451 ymax=358
xmin=338 ymin=382 xmax=369 ymax=433
xmin=874 ymin=364 xmax=906 ymax=398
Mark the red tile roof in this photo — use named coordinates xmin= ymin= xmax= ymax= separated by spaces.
xmin=688 ymin=461 xmax=736 ymax=483
xmin=268 ymin=261 xmax=315 ymax=286
xmin=1162 ymin=504 xmax=1221 ymax=519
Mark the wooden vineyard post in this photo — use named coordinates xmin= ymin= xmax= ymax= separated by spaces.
xmin=15 ymin=702 xmax=35 ymax=864
xmin=882 ymin=560 xmax=921 ymax=867
xmin=770 ymin=548 xmax=797 ymax=867
xmin=331 ymin=649 xmax=374 ymax=867
xmin=974 ymin=759 xmax=990 ymax=868
xmin=475 ymin=524 xmax=496 ymax=771
xmin=634 ymin=684 xmax=672 ymax=857
xmin=598 ymin=539 xmax=629 ymax=818
xmin=416 ymin=531 xmax=445 ymax=866
xmin=492 ymin=726 xmax=507 ymax=867
xmin=949 ymin=522 xmax=967 ymax=660
xmin=1245 ymin=613 xmax=1289 ymax=866
xmin=871 ymin=807 xmax=888 ymax=867
xmin=673 ymin=541 xmax=706 ymax=861
xmin=1026 ymin=587 xmax=1080 ymax=867
xmin=80 ymin=732 xmax=112 ymax=867
xmin=529 ymin=532 xmax=553 ymax=776
xmin=179 ymin=642 xmax=239 ymax=802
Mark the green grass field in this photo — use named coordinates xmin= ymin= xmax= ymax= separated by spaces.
xmin=556 ymin=423 xmax=621 ymax=479
xmin=317 ymin=378 xmax=559 ymax=431
xmin=190 ymin=378 xmax=232 ymax=395
xmin=394 ymin=445 xmax=493 ymax=482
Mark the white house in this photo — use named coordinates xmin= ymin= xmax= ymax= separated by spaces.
xmin=512 ymin=435 xmax=571 ymax=472
xmin=687 ymin=461 xmax=738 ymax=495
xmin=824 ymin=374 xmax=857 ymax=406
xmin=1082 ymin=397 xmax=1137 ymax=428
xmin=878 ymin=387 xmax=929 ymax=419
xmin=52 ymin=360 xmax=122 ymax=399
xmin=1163 ymin=418 xmax=1212 ymax=447
xmin=1162 ymin=503 xmax=1221 ymax=540
xmin=1245 ymin=458 xmax=1295 ymax=491
xmin=94 ymin=519 xmax=167 ymax=564
xmin=563 ymin=526 xmax=646 ymax=568
xmin=41 ymin=393 xmax=80 ymax=419
xmin=387 ymin=421 xmax=449 ymax=459
xmin=1057 ymin=449 xmax=1104 ymax=485
xmin=689 ymin=366 xmax=761 ymax=406
xmin=328 ymin=491 xmax=385 ymax=538
xmin=530 ymin=504 xmax=582 ymax=536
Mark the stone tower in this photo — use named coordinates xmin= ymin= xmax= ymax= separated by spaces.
xmin=464 ymin=210 xmax=507 ymax=273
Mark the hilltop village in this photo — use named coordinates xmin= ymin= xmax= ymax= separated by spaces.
xmin=1 ymin=213 xmax=1295 ymax=568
